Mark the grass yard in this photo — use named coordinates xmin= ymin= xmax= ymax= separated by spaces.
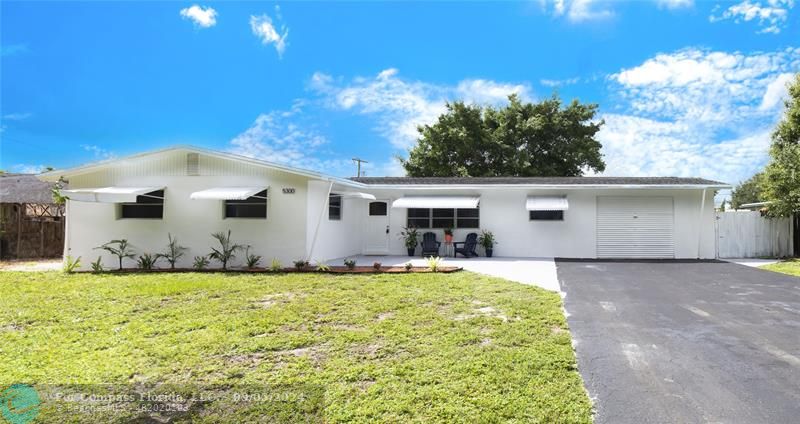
xmin=762 ymin=259 xmax=800 ymax=277
xmin=0 ymin=271 xmax=591 ymax=423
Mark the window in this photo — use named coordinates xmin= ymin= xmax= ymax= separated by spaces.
xmin=225 ymin=189 xmax=267 ymax=218
xmin=369 ymin=201 xmax=387 ymax=216
xmin=329 ymin=194 xmax=342 ymax=220
xmin=407 ymin=208 xmax=479 ymax=228
xmin=529 ymin=210 xmax=564 ymax=221
xmin=121 ymin=190 xmax=164 ymax=219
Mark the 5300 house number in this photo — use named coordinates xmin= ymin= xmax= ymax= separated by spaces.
xmin=282 ymin=188 xmax=296 ymax=194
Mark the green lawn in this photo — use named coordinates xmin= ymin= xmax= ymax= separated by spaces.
xmin=762 ymin=259 xmax=800 ymax=277
xmin=0 ymin=271 xmax=591 ymax=423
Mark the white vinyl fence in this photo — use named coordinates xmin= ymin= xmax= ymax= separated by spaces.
xmin=716 ymin=211 xmax=794 ymax=258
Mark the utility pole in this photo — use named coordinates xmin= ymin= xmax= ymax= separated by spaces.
xmin=352 ymin=157 xmax=368 ymax=177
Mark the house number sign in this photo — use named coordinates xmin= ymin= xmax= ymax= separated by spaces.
xmin=282 ymin=188 xmax=296 ymax=194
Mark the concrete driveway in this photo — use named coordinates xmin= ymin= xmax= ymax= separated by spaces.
xmin=557 ymin=260 xmax=800 ymax=424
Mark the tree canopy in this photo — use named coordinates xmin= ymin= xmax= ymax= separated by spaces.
xmin=731 ymin=172 xmax=764 ymax=209
xmin=763 ymin=74 xmax=800 ymax=217
xmin=401 ymin=94 xmax=606 ymax=177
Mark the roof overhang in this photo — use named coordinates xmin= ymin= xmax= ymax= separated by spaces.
xmin=338 ymin=191 xmax=377 ymax=200
xmin=190 ymin=187 xmax=268 ymax=200
xmin=526 ymin=195 xmax=569 ymax=211
xmin=392 ymin=196 xmax=480 ymax=209
xmin=362 ymin=184 xmax=731 ymax=190
xmin=62 ymin=187 xmax=164 ymax=203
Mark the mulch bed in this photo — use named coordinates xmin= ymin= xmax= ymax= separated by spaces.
xmin=76 ymin=266 xmax=462 ymax=274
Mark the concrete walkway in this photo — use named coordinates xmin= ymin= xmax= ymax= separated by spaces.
xmin=327 ymin=255 xmax=560 ymax=292
xmin=723 ymin=258 xmax=781 ymax=268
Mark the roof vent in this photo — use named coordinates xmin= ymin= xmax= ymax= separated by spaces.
xmin=186 ymin=153 xmax=199 ymax=176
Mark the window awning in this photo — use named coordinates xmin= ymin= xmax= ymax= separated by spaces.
xmin=392 ymin=196 xmax=480 ymax=209
xmin=190 ymin=187 xmax=268 ymax=200
xmin=62 ymin=187 xmax=164 ymax=203
xmin=526 ymin=195 xmax=569 ymax=211
xmin=338 ymin=191 xmax=377 ymax=200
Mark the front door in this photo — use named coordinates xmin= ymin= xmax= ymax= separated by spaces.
xmin=364 ymin=200 xmax=390 ymax=254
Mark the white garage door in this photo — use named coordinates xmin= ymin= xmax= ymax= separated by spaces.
xmin=597 ymin=196 xmax=675 ymax=258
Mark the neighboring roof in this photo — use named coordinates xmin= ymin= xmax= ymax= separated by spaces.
xmin=38 ymin=145 xmax=363 ymax=189
xmin=739 ymin=201 xmax=772 ymax=209
xmin=351 ymin=176 xmax=730 ymax=188
xmin=0 ymin=173 xmax=60 ymax=204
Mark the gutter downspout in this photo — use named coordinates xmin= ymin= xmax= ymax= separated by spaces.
xmin=697 ymin=188 xmax=707 ymax=259
xmin=307 ymin=181 xmax=334 ymax=262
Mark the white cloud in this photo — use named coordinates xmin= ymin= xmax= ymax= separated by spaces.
xmin=180 ymin=4 xmax=217 ymax=28
xmin=656 ymin=0 xmax=693 ymax=9
xmin=229 ymin=102 xmax=352 ymax=175
xmin=310 ymin=69 xmax=532 ymax=149
xmin=2 ymin=112 xmax=31 ymax=121
xmin=8 ymin=164 xmax=46 ymax=174
xmin=759 ymin=72 xmax=795 ymax=110
xmin=544 ymin=0 xmax=614 ymax=22
xmin=601 ymin=47 xmax=800 ymax=185
xmin=81 ymin=144 xmax=115 ymax=160
xmin=540 ymin=77 xmax=581 ymax=87
xmin=709 ymin=0 xmax=794 ymax=34
xmin=250 ymin=7 xmax=288 ymax=57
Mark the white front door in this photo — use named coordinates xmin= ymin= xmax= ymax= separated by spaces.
xmin=363 ymin=200 xmax=390 ymax=254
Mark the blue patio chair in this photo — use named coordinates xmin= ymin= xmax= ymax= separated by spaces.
xmin=420 ymin=232 xmax=441 ymax=257
xmin=454 ymin=233 xmax=479 ymax=258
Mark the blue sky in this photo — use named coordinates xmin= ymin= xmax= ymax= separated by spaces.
xmin=2 ymin=1 xmax=798 ymax=191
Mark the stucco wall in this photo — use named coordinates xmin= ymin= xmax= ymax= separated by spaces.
xmin=359 ymin=187 xmax=717 ymax=259
xmin=65 ymin=160 xmax=311 ymax=270
xmin=305 ymin=180 xmax=365 ymax=264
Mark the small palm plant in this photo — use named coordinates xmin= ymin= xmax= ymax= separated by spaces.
xmin=193 ymin=255 xmax=210 ymax=270
xmin=343 ymin=258 xmax=356 ymax=270
xmin=244 ymin=246 xmax=262 ymax=269
xmin=160 ymin=233 xmax=188 ymax=269
xmin=137 ymin=253 xmax=159 ymax=270
xmin=90 ymin=257 xmax=104 ymax=273
xmin=95 ymin=239 xmax=136 ymax=270
xmin=208 ymin=230 xmax=244 ymax=270
xmin=62 ymin=255 xmax=81 ymax=273
xmin=269 ymin=258 xmax=283 ymax=272
xmin=426 ymin=256 xmax=443 ymax=272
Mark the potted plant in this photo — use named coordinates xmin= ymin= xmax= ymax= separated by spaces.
xmin=478 ymin=230 xmax=496 ymax=257
xmin=443 ymin=228 xmax=454 ymax=243
xmin=399 ymin=226 xmax=419 ymax=256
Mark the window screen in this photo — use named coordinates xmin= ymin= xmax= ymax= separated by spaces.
xmin=329 ymin=194 xmax=342 ymax=220
xmin=120 ymin=190 xmax=164 ymax=219
xmin=369 ymin=201 xmax=387 ymax=216
xmin=225 ymin=190 xmax=268 ymax=218
xmin=529 ymin=210 xmax=564 ymax=221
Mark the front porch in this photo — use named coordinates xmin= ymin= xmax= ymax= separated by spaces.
xmin=327 ymin=255 xmax=560 ymax=292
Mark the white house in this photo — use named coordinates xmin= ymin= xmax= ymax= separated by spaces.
xmin=38 ymin=146 xmax=729 ymax=270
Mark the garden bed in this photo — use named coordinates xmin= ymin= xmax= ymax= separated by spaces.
xmin=77 ymin=266 xmax=462 ymax=274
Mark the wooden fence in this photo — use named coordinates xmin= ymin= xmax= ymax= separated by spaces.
xmin=716 ymin=211 xmax=793 ymax=258
xmin=0 ymin=203 xmax=65 ymax=259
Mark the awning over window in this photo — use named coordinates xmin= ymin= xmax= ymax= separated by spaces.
xmin=62 ymin=187 xmax=164 ymax=203
xmin=190 ymin=187 xmax=268 ymax=200
xmin=338 ymin=191 xmax=377 ymax=200
xmin=392 ymin=196 xmax=480 ymax=209
xmin=526 ymin=195 xmax=569 ymax=211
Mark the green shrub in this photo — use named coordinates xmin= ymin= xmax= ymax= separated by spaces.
xmin=62 ymin=256 xmax=81 ymax=273
xmin=244 ymin=246 xmax=262 ymax=269
xmin=269 ymin=258 xmax=283 ymax=272
xmin=137 ymin=253 xmax=159 ymax=270
xmin=160 ymin=233 xmax=188 ymax=269
xmin=208 ymin=230 xmax=244 ymax=270
xmin=343 ymin=258 xmax=356 ymax=270
xmin=426 ymin=256 xmax=443 ymax=272
xmin=90 ymin=257 xmax=104 ymax=273
xmin=95 ymin=239 xmax=136 ymax=270
xmin=193 ymin=255 xmax=210 ymax=271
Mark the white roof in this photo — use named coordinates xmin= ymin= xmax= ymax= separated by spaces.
xmin=526 ymin=195 xmax=569 ymax=211
xmin=190 ymin=187 xmax=267 ymax=200
xmin=63 ymin=187 xmax=164 ymax=203
xmin=392 ymin=196 xmax=480 ymax=209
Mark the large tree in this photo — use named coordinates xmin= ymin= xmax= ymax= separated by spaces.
xmin=763 ymin=74 xmax=800 ymax=217
xmin=401 ymin=94 xmax=605 ymax=177
xmin=731 ymin=172 xmax=764 ymax=209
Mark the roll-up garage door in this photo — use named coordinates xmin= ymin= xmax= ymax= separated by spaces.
xmin=596 ymin=196 xmax=674 ymax=258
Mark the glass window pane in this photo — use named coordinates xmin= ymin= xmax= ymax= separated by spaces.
xmin=432 ymin=218 xmax=455 ymax=228
xmin=121 ymin=204 xmax=163 ymax=219
xmin=226 ymin=204 xmax=267 ymax=218
xmin=432 ymin=208 xmax=454 ymax=218
xmin=369 ymin=202 xmax=387 ymax=216
xmin=408 ymin=218 xmax=430 ymax=228
xmin=408 ymin=208 xmax=430 ymax=218
xmin=456 ymin=208 xmax=479 ymax=218
xmin=529 ymin=210 xmax=563 ymax=221
xmin=457 ymin=218 xmax=480 ymax=228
